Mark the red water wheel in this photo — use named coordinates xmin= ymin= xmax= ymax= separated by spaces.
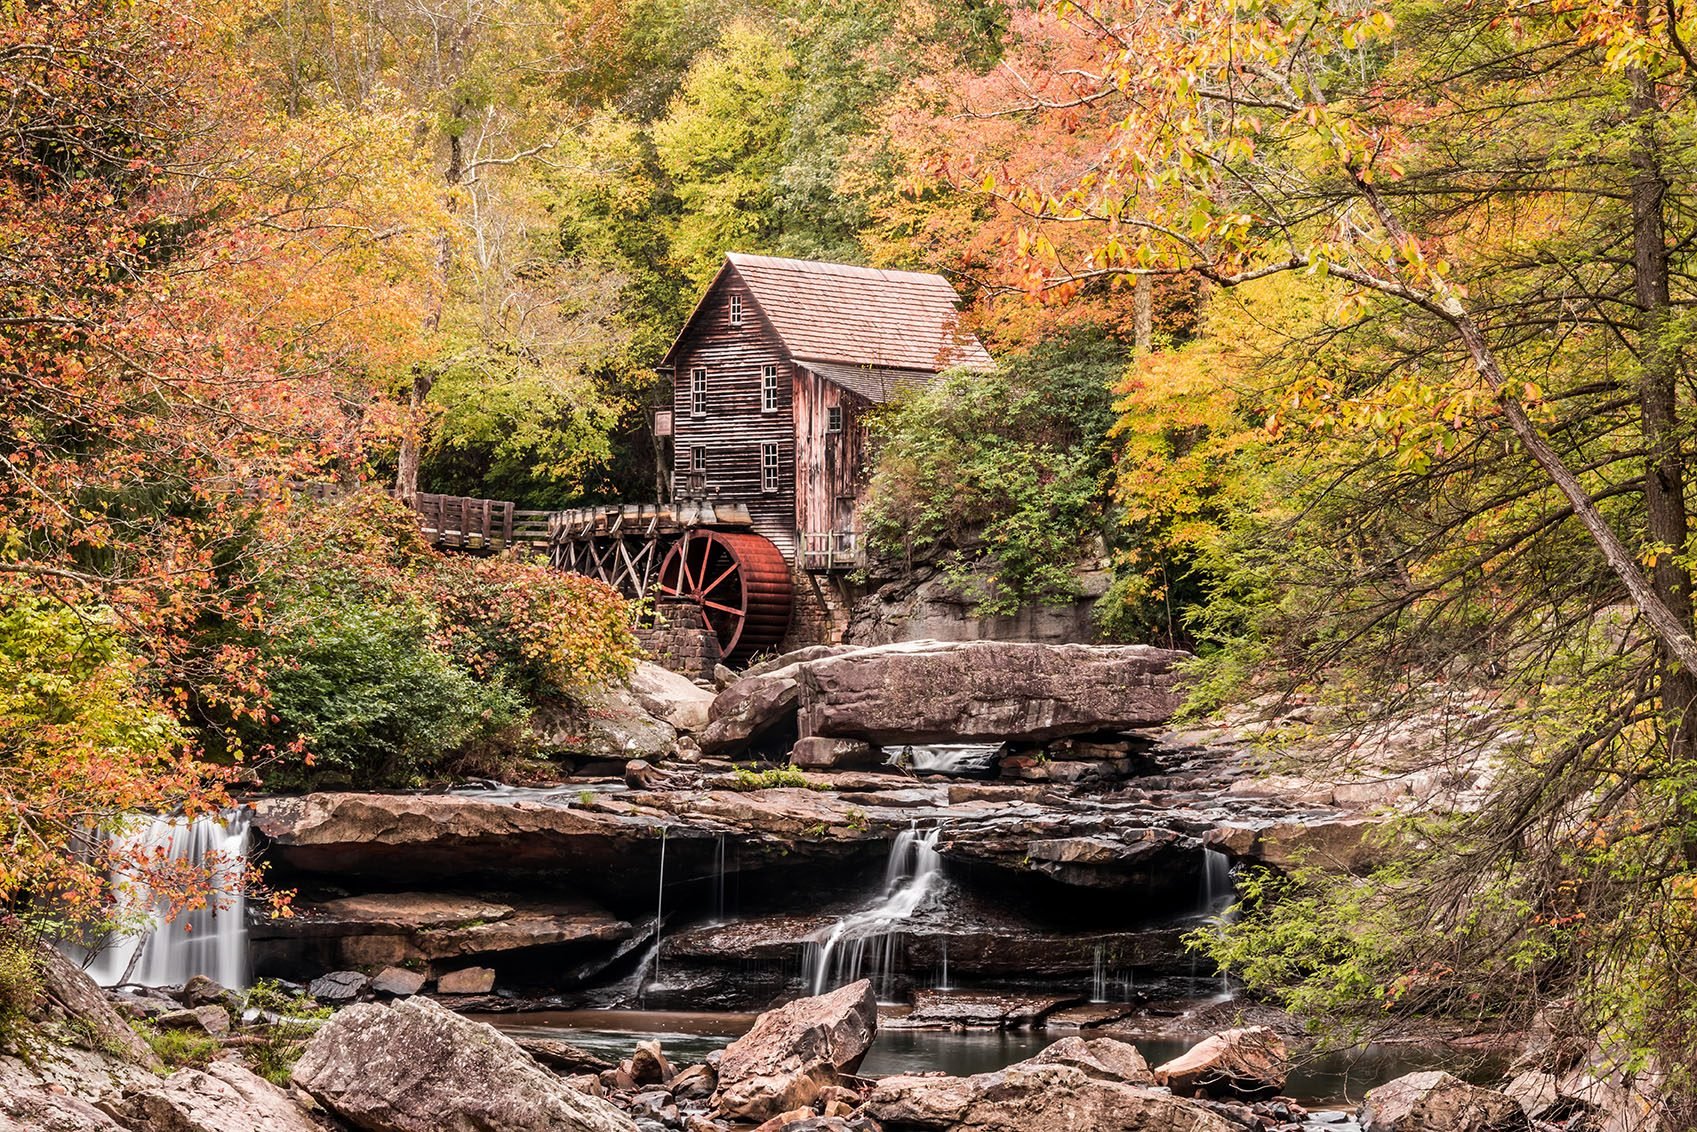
xmin=655 ymin=529 xmax=793 ymax=663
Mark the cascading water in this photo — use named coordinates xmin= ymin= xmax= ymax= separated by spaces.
xmin=648 ymin=826 xmax=669 ymax=995
xmin=1091 ymin=943 xmax=1108 ymax=1003
xmin=1193 ymin=846 xmax=1238 ymax=998
xmin=804 ymin=826 xmax=941 ymax=998
xmin=713 ymin=832 xmax=728 ymax=923
xmin=888 ymin=744 xmax=1001 ymax=777
xmin=79 ymin=812 xmax=251 ymax=990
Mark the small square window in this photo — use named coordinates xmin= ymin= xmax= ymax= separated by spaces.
xmin=762 ymin=442 xmax=780 ymax=492
xmin=692 ymin=446 xmax=706 ymax=473
xmin=826 ymin=406 xmax=843 ymax=433
xmin=762 ymin=365 xmax=778 ymax=414
xmin=691 ymin=368 xmax=707 ymax=417
xmin=729 ymin=294 xmax=743 ymax=327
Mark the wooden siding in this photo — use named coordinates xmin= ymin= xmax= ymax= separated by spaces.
xmin=669 ymin=272 xmax=798 ymax=556
xmin=794 ymin=366 xmax=871 ymax=539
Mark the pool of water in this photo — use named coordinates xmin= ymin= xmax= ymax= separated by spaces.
xmin=483 ymin=1009 xmax=1493 ymax=1109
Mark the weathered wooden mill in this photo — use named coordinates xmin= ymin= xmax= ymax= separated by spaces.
xmin=414 ymin=253 xmax=992 ymax=667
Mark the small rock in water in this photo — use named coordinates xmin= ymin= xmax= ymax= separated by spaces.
xmin=631 ymin=1039 xmax=673 ymax=1085
xmin=308 ymin=970 xmax=370 ymax=1002
xmin=436 ymin=966 xmax=496 ymax=994
xmin=670 ymin=1063 xmax=716 ymax=1099
xmin=176 ymin=974 xmax=232 ymax=1009
xmin=1155 ymin=1026 xmax=1289 ymax=1098
xmin=369 ymin=966 xmax=427 ymax=997
xmin=1358 ymin=1071 xmax=1528 ymax=1132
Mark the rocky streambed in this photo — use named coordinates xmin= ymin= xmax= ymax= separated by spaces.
xmin=235 ymin=640 xmax=1496 ymax=1012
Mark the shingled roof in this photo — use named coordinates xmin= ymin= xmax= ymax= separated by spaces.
xmin=660 ymin=253 xmax=993 ymax=394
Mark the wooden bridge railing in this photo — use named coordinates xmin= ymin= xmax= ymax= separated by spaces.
xmin=413 ymin=493 xmax=551 ymax=554
xmin=799 ymin=530 xmax=864 ymax=572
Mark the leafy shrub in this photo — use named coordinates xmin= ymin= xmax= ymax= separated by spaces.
xmin=863 ymin=331 xmax=1125 ymax=614
xmin=0 ymin=922 xmax=41 ymax=1048
xmin=242 ymin=980 xmax=330 ymax=1084
xmin=259 ymin=596 xmax=526 ymax=788
xmin=235 ymin=491 xmax=637 ymax=789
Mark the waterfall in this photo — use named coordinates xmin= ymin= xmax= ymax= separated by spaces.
xmin=713 ymin=832 xmax=728 ymax=923
xmin=79 ymin=812 xmax=251 ymax=990
xmin=889 ymin=744 xmax=1001 ymax=776
xmin=1202 ymin=847 xmax=1234 ymax=917
xmin=1195 ymin=846 xmax=1237 ymax=998
xmin=804 ymin=826 xmax=941 ymax=998
xmin=1091 ymin=943 xmax=1108 ymax=1003
xmin=649 ymin=827 xmax=669 ymax=991
xmin=936 ymin=937 xmax=951 ymax=991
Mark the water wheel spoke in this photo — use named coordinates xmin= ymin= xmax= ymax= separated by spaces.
xmin=700 ymin=598 xmax=744 ymax=616
xmin=701 ymin=561 xmax=740 ymax=596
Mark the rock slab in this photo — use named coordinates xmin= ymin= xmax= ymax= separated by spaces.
xmin=796 ymin=641 xmax=1189 ymax=745
xmin=132 ymin=1060 xmax=320 ymax=1132
xmin=1359 ymin=1071 xmax=1530 ymax=1132
xmin=866 ymin=1062 xmax=1237 ymax=1131
xmin=291 ymin=995 xmax=637 ymax=1132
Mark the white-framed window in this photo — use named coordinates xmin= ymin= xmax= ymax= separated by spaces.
xmin=762 ymin=364 xmax=778 ymax=413
xmin=826 ymin=405 xmax=843 ymax=433
xmin=691 ymin=367 xmax=707 ymax=417
xmin=729 ymin=293 xmax=743 ymax=327
xmin=762 ymin=442 xmax=780 ymax=492
xmin=692 ymin=446 xmax=707 ymax=473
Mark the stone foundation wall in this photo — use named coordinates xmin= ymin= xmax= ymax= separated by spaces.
xmin=635 ymin=606 xmax=722 ymax=683
xmin=779 ymin=566 xmax=858 ymax=656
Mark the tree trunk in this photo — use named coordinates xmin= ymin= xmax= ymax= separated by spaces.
xmin=1629 ymin=42 xmax=1697 ymax=858
xmin=1134 ymin=276 xmax=1153 ymax=354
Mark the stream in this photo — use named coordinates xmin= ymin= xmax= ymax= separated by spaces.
xmin=476 ymin=1008 xmax=1501 ymax=1111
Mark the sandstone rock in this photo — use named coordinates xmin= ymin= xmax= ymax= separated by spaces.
xmin=436 ymin=966 xmax=495 ymax=994
xmin=789 ymin=737 xmax=879 ymax=770
xmin=176 ymin=975 xmax=233 ymax=1010
xmin=898 ymin=990 xmax=1077 ymax=1029
xmin=1359 ymin=1071 xmax=1529 ymax=1132
xmin=1028 ymin=1036 xmax=1155 ymax=1084
xmin=629 ymin=661 xmax=716 ymax=733
xmin=1155 ymin=1027 xmax=1289 ymax=1098
xmin=154 ymin=1005 xmax=231 ymax=1038
xmin=865 ymin=1062 xmax=1237 ymax=1131
xmin=33 ymin=944 xmax=161 ymax=1070
xmin=630 ymin=1039 xmax=673 ymax=1085
xmin=671 ymin=1063 xmax=717 ymax=1099
xmin=0 ymin=1087 xmax=128 ymax=1132
xmin=130 ymin=1060 xmax=320 ymax=1132
xmin=514 ymin=1036 xmax=614 ymax=1074
xmin=533 ymin=686 xmax=676 ymax=761
xmin=369 ymin=966 xmax=427 ymax=997
xmin=699 ymin=669 xmax=803 ymax=755
xmin=275 ymin=891 xmax=635 ymax=968
xmin=795 ymin=641 xmax=1188 ymax=745
xmin=292 ymin=996 xmax=636 ymax=1132
xmin=714 ymin=980 xmax=878 ymax=1121
xmin=308 ymin=970 xmax=369 ymax=1002
xmin=1501 ymin=1071 xmax=1558 ymax=1120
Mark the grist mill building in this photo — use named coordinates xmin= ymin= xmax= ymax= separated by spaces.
xmin=650 ymin=254 xmax=992 ymax=653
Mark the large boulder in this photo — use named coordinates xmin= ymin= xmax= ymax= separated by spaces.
xmin=1154 ymin=1026 xmax=1289 ymax=1098
xmin=699 ymin=667 xmax=805 ymax=755
xmin=865 ymin=1062 xmax=1236 ymax=1131
xmin=628 ymin=661 xmax=716 ymax=733
xmin=714 ymin=980 xmax=878 ymax=1121
xmin=533 ymin=686 xmax=676 ymax=761
xmin=34 ymin=944 xmax=161 ymax=1070
xmin=796 ymin=641 xmax=1188 ymax=745
xmin=127 ymin=1060 xmax=320 ymax=1132
xmin=291 ymin=995 xmax=636 ymax=1132
xmin=1360 ymin=1071 xmax=1530 ymax=1132
xmin=1028 ymin=1036 xmax=1155 ymax=1084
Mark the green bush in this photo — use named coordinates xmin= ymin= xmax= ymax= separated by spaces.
xmin=138 ymin=1023 xmax=222 ymax=1068
xmin=731 ymin=766 xmax=829 ymax=791
xmin=0 ymin=924 xmax=41 ymax=1049
xmin=863 ymin=330 xmax=1126 ymax=614
xmin=259 ymin=596 xmax=525 ymax=788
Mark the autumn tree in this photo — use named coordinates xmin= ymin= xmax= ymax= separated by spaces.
xmin=932 ymin=0 xmax=1697 ymax=1095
